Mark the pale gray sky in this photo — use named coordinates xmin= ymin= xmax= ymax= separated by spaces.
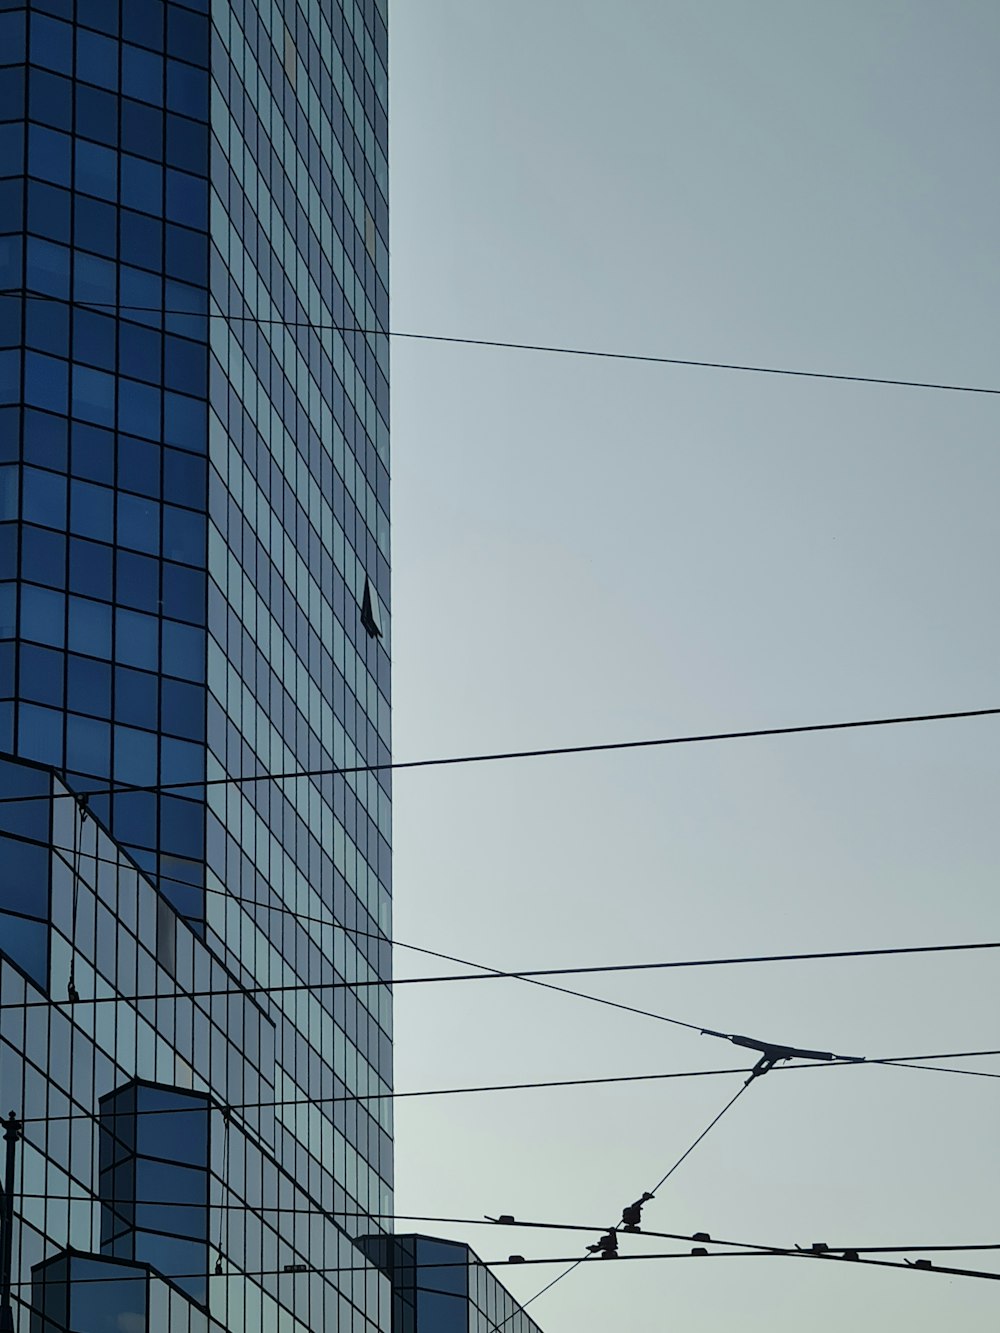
xmin=387 ymin=4 xmax=1000 ymax=1330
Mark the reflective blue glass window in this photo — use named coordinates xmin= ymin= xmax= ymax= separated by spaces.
xmin=165 ymin=115 xmax=206 ymax=174
xmin=22 ymin=525 xmax=66 ymax=587
xmin=0 ymin=349 xmax=18 ymax=405
xmin=74 ymin=197 xmax=118 ymax=261
xmin=25 ymin=296 xmax=70 ymax=357
xmin=77 ymin=0 xmax=120 ymax=37
xmin=0 ymin=295 xmax=19 ymax=350
xmin=73 ymin=310 xmax=117 ymax=372
xmin=166 ymin=59 xmax=207 ymax=117
xmin=26 ymin=236 xmax=70 ymax=300
xmin=115 ymin=608 xmax=158 ymax=670
xmin=76 ymin=28 xmax=120 ymax=92
xmin=26 ymin=181 xmax=71 ymax=243
xmin=35 ymin=1 xmax=75 ymax=26
xmin=136 ymin=1086 xmax=208 ymax=1165
xmin=65 ymin=711 xmax=111 ymax=774
xmin=0 ymin=123 xmax=23 ymax=179
xmin=23 ymin=408 xmax=68 ymax=471
xmin=29 ymin=14 xmax=73 ymax=76
xmin=0 ymin=525 xmax=13 ymax=577
xmin=0 ymin=468 xmax=16 ymax=521
xmin=120 ymin=154 xmax=162 ymax=214
xmin=119 ymin=268 xmax=162 ymax=327
xmin=21 ymin=467 xmax=67 ymax=529
xmin=165 ymin=169 xmax=206 ymax=229
xmin=115 ymin=666 xmax=157 ymax=727
xmin=69 ymin=479 xmax=113 ymax=541
xmin=0 ymin=124 xmax=23 ymax=182
xmin=122 ymin=45 xmax=164 ymax=105
xmin=113 ymin=788 xmax=156 ymax=848
xmin=75 ymin=140 xmax=118 ymax=203
xmin=165 ymin=223 xmax=206 ymax=283
xmin=0 ymin=182 xmax=20 ymax=238
xmin=67 ymin=653 xmax=111 ymax=717
xmin=20 ymin=582 xmax=65 ymax=647
xmin=67 ymin=594 xmax=112 ymax=658
xmin=123 ymin=0 xmax=165 ymax=52
xmin=162 ymin=448 xmax=205 ymax=507
xmin=0 ymin=642 xmax=11 ymax=697
xmin=162 ymin=391 xmax=204 ymax=449
xmin=28 ymin=70 xmax=72 ymax=132
xmin=162 ymin=504 xmax=203 ymax=565
xmin=416 ymin=1292 xmax=466 ymax=1331
xmin=161 ymin=678 xmax=203 ymax=740
xmin=0 ymin=583 xmax=14 ymax=637
xmin=0 ymin=69 xmax=24 ymax=124
xmin=118 ymin=436 xmax=160 ymax=497
xmin=166 ymin=8 xmax=209 ymax=64
xmin=0 ymin=12 xmax=26 ymax=67
xmin=72 ymin=364 xmax=116 ymax=426
xmin=160 ymin=735 xmax=202 ymax=785
xmin=161 ymin=619 xmax=203 ymax=682
xmin=135 ymin=1233 xmax=205 ymax=1305
xmin=75 ymin=84 xmax=119 ymax=147
xmin=118 ymin=325 xmax=161 ymax=385
xmin=68 ymin=536 xmax=113 ymax=599
xmin=117 ymin=491 xmax=159 ymax=553
xmin=120 ymin=211 xmax=162 ymax=273
xmin=161 ymin=561 xmax=202 ymax=622
xmin=118 ymin=378 xmax=161 ymax=441
xmin=17 ymin=701 xmax=63 ymax=764
xmin=115 ymin=723 xmax=158 ymax=785
xmin=164 ymin=165 xmax=205 ymax=230
xmin=19 ymin=643 xmax=63 ymax=708
xmin=70 ymin=1263 xmax=148 ymax=1333
xmin=121 ymin=100 xmax=163 ymax=161
xmin=71 ymin=423 xmax=114 ymax=483
xmin=116 ymin=550 xmax=159 ymax=612
xmin=0 ymin=910 xmax=48 ymax=987
xmin=24 ymin=349 xmax=68 ymax=413
xmin=0 ymin=236 xmax=22 ymax=290
xmin=28 ymin=124 xmax=72 ymax=185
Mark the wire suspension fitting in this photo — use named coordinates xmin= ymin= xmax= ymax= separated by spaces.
xmin=700 ymin=1030 xmax=863 ymax=1084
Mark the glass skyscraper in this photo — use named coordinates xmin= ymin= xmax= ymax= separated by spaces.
xmin=0 ymin=0 xmax=393 ymax=1329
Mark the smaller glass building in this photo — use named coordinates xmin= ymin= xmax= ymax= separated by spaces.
xmin=360 ymin=1234 xmax=546 ymax=1333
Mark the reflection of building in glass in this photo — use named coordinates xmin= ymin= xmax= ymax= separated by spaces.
xmin=0 ymin=0 xmax=391 ymax=1328
xmin=31 ymin=1252 xmax=227 ymax=1333
xmin=360 ymin=1234 xmax=547 ymax=1333
xmin=99 ymin=1083 xmax=211 ymax=1307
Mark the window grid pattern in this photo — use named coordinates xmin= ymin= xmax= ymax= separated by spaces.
xmin=204 ymin=0 xmax=393 ymax=1288
xmin=0 ymin=760 xmax=390 ymax=1333
xmin=0 ymin=0 xmax=212 ymax=918
xmin=360 ymin=1236 xmax=546 ymax=1333
xmin=0 ymin=0 xmax=393 ymax=1325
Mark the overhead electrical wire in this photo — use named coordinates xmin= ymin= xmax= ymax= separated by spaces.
xmin=1 ymin=704 xmax=998 ymax=808
xmin=4 ymin=1048 xmax=996 ymax=1130
xmin=12 ymin=832 xmax=1000 ymax=1014
xmin=7 ymin=1243 xmax=1000 ymax=1291
xmin=502 ymin=1078 xmax=757 ymax=1323
xmin=15 ymin=1196 xmax=1000 ymax=1260
xmin=2 ymin=288 xmax=999 ymax=397
xmin=34 ymin=835 xmax=1000 ymax=1046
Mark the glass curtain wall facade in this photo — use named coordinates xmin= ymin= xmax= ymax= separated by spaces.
xmin=0 ymin=0 xmax=391 ymax=1330
xmin=360 ymin=1235 xmax=547 ymax=1333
